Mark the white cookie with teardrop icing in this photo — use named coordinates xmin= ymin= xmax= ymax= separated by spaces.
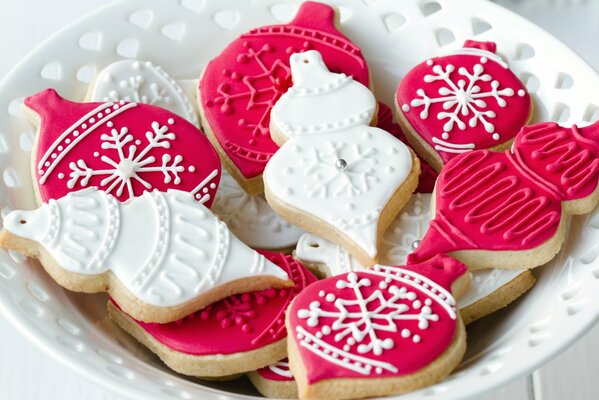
xmin=294 ymin=193 xmax=536 ymax=325
xmin=264 ymin=50 xmax=420 ymax=267
xmin=0 ymin=188 xmax=290 ymax=323
xmin=87 ymin=59 xmax=199 ymax=126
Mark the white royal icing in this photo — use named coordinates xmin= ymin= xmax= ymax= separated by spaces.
xmin=89 ymin=60 xmax=199 ymax=126
xmin=212 ymin=169 xmax=304 ymax=250
xmin=294 ymin=193 xmax=527 ymax=309
xmin=3 ymin=188 xmax=288 ymax=307
xmin=265 ymin=50 xmax=413 ymax=261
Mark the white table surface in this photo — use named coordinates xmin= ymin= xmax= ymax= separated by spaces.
xmin=0 ymin=0 xmax=597 ymax=399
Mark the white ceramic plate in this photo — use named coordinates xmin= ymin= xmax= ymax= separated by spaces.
xmin=0 ymin=0 xmax=598 ymax=399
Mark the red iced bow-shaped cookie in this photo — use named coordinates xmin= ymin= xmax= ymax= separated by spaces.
xmin=287 ymin=255 xmax=468 ymax=399
xmin=408 ymin=121 xmax=599 ymax=270
xmin=198 ymin=1 xmax=369 ymax=194
xmin=25 ymin=89 xmax=220 ymax=205
xmin=108 ymin=251 xmax=317 ymax=377
xmin=396 ymin=41 xmax=531 ymax=171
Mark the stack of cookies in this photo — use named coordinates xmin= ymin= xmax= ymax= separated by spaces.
xmin=3 ymin=2 xmax=599 ymax=399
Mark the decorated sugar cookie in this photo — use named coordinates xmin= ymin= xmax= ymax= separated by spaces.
xmin=88 ymin=59 xmax=199 ymax=126
xmin=212 ymin=169 xmax=304 ymax=250
xmin=396 ymin=40 xmax=532 ymax=171
xmin=295 ymin=194 xmax=535 ymax=324
xmin=408 ymin=121 xmax=599 ymax=270
xmin=264 ymin=50 xmax=419 ymax=267
xmin=377 ymin=103 xmax=438 ymax=193
xmin=0 ymin=188 xmax=290 ymax=323
xmin=248 ymin=359 xmax=297 ymax=399
xmin=198 ymin=1 xmax=370 ymax=194
xmin=286 ymin=255 xmax=469 ymax=399
xmin=24 ymin=89 xmax=219 ymax=205
xmin=107 ymin=252 xmax=316 ymax=376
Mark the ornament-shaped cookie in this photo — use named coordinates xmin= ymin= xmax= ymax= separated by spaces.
xmin=198 ymin=1 xmax=370 ymax=194
xmin=24 ymin=89 xmax=219 ymax=205
xmin=408 ymin=121 xmax=599 ymax=270
xmin=248 ymin=359 xmax=297 ymax=399
xmin=286 ymin=255 xmax=469 ymax=399
xmin=396 ymin=41 xmax=532 ymax=171
xmin=264 ymin=50 xmax=419 ymax=267
xmin=294 ymin=194 xmax=535 ymax=325
xmin=108 ymin=252 xmax=316 ymax=376
xmin=88 ymin=59 xmax=199 ymax=126
xmin=0 ymin=188 xmax=290 ymax=323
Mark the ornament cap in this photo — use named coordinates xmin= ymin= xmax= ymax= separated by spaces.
xmin=463 ymin=40 xmax=497 ymax=54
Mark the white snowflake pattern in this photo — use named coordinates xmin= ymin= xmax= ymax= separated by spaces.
xmin=297 ymin=272 xmax=439 ymax=356
xmin=410 ymin=62 xmax=515 ymax=141
xmin=67 ymin=121 xmax=187 ymax=199
xmin=107 ymin=75 xmax=171 ymax=106
xmin=302 ymin=141 xmax=377 ymax=198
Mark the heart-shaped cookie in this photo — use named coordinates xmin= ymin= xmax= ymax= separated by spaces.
xmin=198 ymin=1 xmax=370 ymax=194
xmin=265 ymin=50 xmax=418 ymax=267
xmin=407 ymin=120 xmax=599 ymax=270
xmin=25 ymin=89 xmax=220 ymax=205
xmin=396 ymin=40 xmax=532 ymax=171
xmin=108 ymin=252 xmax=316 ymax=377
xmin=286 ymin=255 xmax=469 ymax=399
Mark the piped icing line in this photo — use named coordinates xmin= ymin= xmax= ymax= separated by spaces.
xmin=25 ymin=89 xmax=221 ymax=205
xmin=447 ymin=48 xmax=509 ymax=69
xmin=2 ymin=188 xmax=289 ymax=308
xmin=265 ymin=50 xmax=414 ymax=264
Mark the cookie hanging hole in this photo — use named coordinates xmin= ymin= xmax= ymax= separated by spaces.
xmin=303 ymin=59 xmax=309 ymax=64
xmin=19 ymin=219 xmax=26 ymax=225
xmin=310 ymin=242 xmax=320 ymax=248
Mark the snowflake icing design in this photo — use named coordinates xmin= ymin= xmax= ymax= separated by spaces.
xmin=67 ymin=120 xmax=188 ymax=200
xmin=301 ymin=141 xmax=377 ymax=198
xmin=410 ymin=62 xmax=515 ymax=141
xmin=298 ymin=272 xmax=439 ymax=358
xmin=213 ymin=43 xmax=292 ymax=145
xmin=105 ymin=72 xmax=171 ymax=106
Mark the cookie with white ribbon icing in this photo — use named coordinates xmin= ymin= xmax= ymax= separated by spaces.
xmin=264 ymin=50 xmax=419 ymax=267
xmin=0 ymin=188 xmax=290 ymax=323
xmin=107 ymin=251 xmax=316 ymax=377
xmin=248 ymin=359 xmax=297 ymax=399
xmin=294 ymin=194 xmax=535 ymax=325
xmin=212 ymin=169 xmax=304 ymax=250
xmin=87 ymin=59 xmax=199 ymax=126
xmin=286 ymin=255 xmax=470 ymax=399
xmin=395 ymin=40 xmax=532 ymax=172
xmin=24 ymin=89 xmax=219 ymax=206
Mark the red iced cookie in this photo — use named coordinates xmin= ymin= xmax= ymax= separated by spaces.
xmin=377 ymin=102 xmax=438 ymax=193
xmin=108 ymin=251 xmax=317 ymax=377
xmin=199 ymin=1 xmax=369 ymax=194
xmin=396 ymin=41 xmax=531 ymax=171
xmin=287 ymin=255 xmax=468 ymax=399
xmin=25 ymin=89 xmax=220 ymax=205
xmin=407 ymin=121 xmax=599 ymax=270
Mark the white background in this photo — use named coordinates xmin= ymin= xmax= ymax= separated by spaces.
xmin=0 ymin=0 xmax=597 ymax=399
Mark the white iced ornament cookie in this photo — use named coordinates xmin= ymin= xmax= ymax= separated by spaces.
xmin=264 ymin=50 xmax=418 ymax=267
xmin=0 ymin=188 xmax=289 ymax=323
xmin=89 ymin=60 xmax=198 ymax=126
xmin=212 ymin=169 xmax=304 ymax=250
xmin=295 ymin=193 xmax=533 ymax=324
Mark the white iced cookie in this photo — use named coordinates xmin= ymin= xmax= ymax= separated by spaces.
xmin=0 ymin=188 xmax=290 ymax=323
xmin=88 ymin=60 xmax=199 ymax=126
xmin=212 ymin=169 xmax=304 ymax=250
xmin=294 ymin=193 xmax=535 ymax=324
xmin=264 ymin=50 xmax=419 ymax=267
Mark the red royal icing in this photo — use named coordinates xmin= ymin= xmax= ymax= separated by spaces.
xmin=114 ymin=251 xmax=317 ymax=355
xmin=377 ymin=102 xmax=438 ymax=193
xmin=199 ymin=2 xmax=369 ymax=180
xmin=26 ymin=89 xmax=221 ymax=206
xmin=289 ymin=255 xmax=466 ymax=384
xmin=396 ymin=41 xmax=531 ymax=167
xmin=257 ymin=359 xmax=294 ymax=382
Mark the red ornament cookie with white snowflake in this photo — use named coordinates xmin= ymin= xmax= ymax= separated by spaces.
xmin=198 ymin=1 xmax=370 ymax=194
xmin=24 ymin=89 xmax=220 ymax=205
xmin=395 ymin=40 xmax=532 ymax=171
xmin=248 ymin=359 xmax=298 ymax=399
xmin=286 ymin=255 xmax=469 ymax=399
xmin=108 ymin=251 xmax=317 ymax=377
